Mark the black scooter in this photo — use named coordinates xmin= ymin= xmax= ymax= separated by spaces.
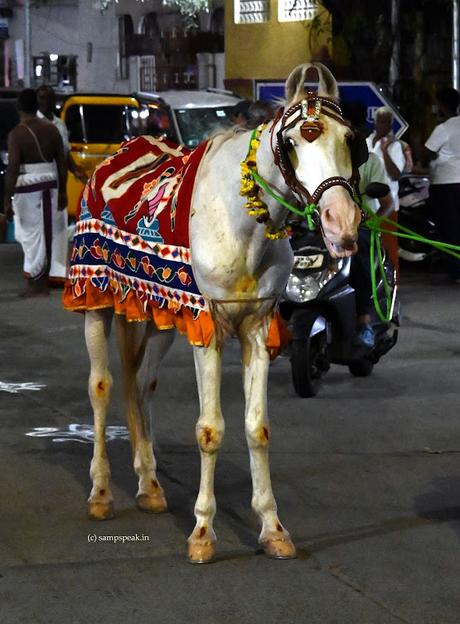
xmin=398 ymin=174 xmax=436 ymax=263
xmin=280 ymin=184 xmax=399 ymax=398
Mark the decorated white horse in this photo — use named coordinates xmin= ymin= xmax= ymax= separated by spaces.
xmin=64 ymin=62 xmax=365 ymax=563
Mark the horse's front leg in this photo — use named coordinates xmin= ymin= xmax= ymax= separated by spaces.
xmin=188 ymin=338 xmax=225 ymax=564
xmin=238 ymin=315 xmax=296 ymax=559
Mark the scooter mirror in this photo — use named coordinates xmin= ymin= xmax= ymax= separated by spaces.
xmin=365 ymin=182 xmax=391 ymax=199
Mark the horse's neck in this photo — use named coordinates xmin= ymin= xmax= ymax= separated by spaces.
xmin=255 ymin=128 xmax=291 ymax=226
xmin=190 ymin=127 xmax=292 ymax=300
xmin=214 ymin=126 xmax=289 ymax=237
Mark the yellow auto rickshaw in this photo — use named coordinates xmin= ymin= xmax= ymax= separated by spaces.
xmin=61 ymin=95 xmax=141 ymax=217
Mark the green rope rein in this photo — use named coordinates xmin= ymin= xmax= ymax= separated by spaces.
xmin=363 ymin=204 xmax=460 ymax=322
xmin=244 ymin=130 xmax=460 ymax=323
xmin=251 ymin=170 xmax=317 ymax=230
xmin=250 ymin=165 xmax=460 ymax=322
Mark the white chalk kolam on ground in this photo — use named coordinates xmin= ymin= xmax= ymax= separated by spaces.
xmin=81 ymin=62 xmax=363 ymax=563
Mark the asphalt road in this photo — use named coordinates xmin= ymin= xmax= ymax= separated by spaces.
xmin=1 ymin=243 xmax=460 ymax=624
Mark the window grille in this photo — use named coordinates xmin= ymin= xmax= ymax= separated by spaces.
xmin=234 ymin=0 xmax=270 ymax=24
xmin=278 ymin=0 xmax=318 ymax=22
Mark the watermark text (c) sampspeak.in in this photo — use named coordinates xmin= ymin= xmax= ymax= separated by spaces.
xmin=87 ymin=533 xmax=150 ymax=543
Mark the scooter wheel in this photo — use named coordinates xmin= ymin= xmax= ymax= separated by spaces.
xmin=290 ymin=335 xmax=327 ymax=398
xmin=348 ymin=359 xmax=374 ymax=377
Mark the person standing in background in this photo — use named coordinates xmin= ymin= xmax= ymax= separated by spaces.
xmin=350 ymin=152 xmax=394 ymax=348
xmin=246 ymin=100 xmax=276 ymax=128
xmin=423 ymin=88 xmax=460 ymax=283
xmin=3 ymin=89 xmax=67 ymax=296
xmin=229 ymin=100 xmax=251 ymax=126
xmin=366 ymin=107 xmax=405 ymax=280
xmin=36 ymin=85 xmax=86 ymax=185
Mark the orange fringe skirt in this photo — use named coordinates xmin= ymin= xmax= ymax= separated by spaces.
xmin=63 ymin=281 xmax=288 ymax=355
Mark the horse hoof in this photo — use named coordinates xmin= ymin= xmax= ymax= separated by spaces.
xmin=187 ymin=539 xmax=216 ymax=564
xmin=136 ymin=493 xmax=168 ymax=514
xmin=263 ymin=537 xmax=297 ymax=560
xmin=88 ymin=501 xmax=115 ymax=521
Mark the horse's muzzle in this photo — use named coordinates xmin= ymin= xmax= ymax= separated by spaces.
xmin=323 ymin=234 xmax=358 ymax=258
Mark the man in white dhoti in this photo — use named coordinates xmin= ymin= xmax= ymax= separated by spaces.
xmin=3 ymin=89 xmax=67 ymax=296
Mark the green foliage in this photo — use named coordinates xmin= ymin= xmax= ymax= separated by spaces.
xmin=320 ymin=0 xmax=454 ymax=158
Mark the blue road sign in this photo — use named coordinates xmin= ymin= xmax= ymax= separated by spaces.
xmin=255 ymin=81 xmax=409 ymax=138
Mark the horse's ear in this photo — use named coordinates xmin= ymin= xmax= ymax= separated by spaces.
xmin=315 ymin=63 xmax=339 ymax=101
xmin=285 ymin=64 xmax=312 ymax=104
xmin=285 ymin=62 xmax=339 ymax=104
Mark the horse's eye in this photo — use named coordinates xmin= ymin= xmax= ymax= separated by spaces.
xmin=345 ymin=129 xmax=355 ymax=143
xmin=285 ymin=137 xmax=297 ymax=150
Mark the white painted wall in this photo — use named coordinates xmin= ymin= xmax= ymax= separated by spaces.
xmin=9 ymin=0 xmax=126 ymax=92
xmin=8 ymin=0 xmax=224 ymax=92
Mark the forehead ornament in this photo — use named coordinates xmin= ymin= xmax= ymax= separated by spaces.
xmin=300 ymin=95 xmax=323 ymax=142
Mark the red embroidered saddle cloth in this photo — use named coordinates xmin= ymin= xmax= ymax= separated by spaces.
xmin=63 ymin=136 xmax=217 ymax=344
xmin=63 ymin=135 xmax=286 ymax=351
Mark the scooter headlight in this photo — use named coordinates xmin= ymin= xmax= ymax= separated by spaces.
xmin=284 ymin=273 xmax=321 ymax=303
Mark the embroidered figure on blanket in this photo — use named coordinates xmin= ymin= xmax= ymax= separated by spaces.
xmin=136 ymin=216 xmax=163 ymax=243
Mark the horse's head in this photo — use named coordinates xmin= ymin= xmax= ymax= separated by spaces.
xmin=276 ymin=62 xmax=366 ymax=258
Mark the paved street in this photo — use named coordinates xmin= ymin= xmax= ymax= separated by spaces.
xmin=1 ymin=242 xmax=460 ymax=624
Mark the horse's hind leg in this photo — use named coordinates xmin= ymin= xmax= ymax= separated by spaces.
xmin=238 ymin=314 xmax=296 ymax=559
xmin=116 ymin=316 xmax=173 ymax=513
xmin=85 ymin=309 xmax=115 ymax=520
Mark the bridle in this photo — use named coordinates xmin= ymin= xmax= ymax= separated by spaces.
xmin=269 ymin=92 xmax=361 ymax=219
xmin=239 ymin=92 xmax=367 ymax=240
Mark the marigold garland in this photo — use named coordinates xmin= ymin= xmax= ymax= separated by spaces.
xmin=240 ymin=124 xmax=288 ymax=240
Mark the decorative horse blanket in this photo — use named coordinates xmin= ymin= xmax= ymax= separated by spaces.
xmin=63 ymin=135 xmax=286 ymax=351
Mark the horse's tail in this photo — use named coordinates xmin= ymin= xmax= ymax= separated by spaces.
xmin=285 ymin=62 xmax=339 ymax=104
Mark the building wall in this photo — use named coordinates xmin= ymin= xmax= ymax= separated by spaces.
xmin=6 ymin=0 xmax=221 ymax=92
xmin=8 ymin=1 xmax=122 ymax=91
xmin=225 ymin=0 xmax=332 ymax=96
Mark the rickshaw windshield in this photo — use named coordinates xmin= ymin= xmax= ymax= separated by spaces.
xmin=66 ymin=104 xmax=138 ymax=143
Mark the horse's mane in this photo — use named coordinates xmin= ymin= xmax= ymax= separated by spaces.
xmin=209 ymin=124 xmax=247 ymax=143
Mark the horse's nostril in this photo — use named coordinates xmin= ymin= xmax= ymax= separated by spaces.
xmin=341 ymin=237 xmax=356 ymax=251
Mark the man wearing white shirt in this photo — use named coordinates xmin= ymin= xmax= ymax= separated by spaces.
xmin=36 ymin=85 xmax=70 ymax=153
xmin=350 ymin=152 xmax=394 ymax=348
xmin=342 ymin=101 xmax=394 ymax=348
xmin=366 ymin=107 xmax=405 ymax=207
xmin=424 ymin=88 xmax=460 ymax=282
xmin=36 ymin=85 xmax=85 ymax=183
xmin=366 ymin=107 xmax=405 ymax=279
